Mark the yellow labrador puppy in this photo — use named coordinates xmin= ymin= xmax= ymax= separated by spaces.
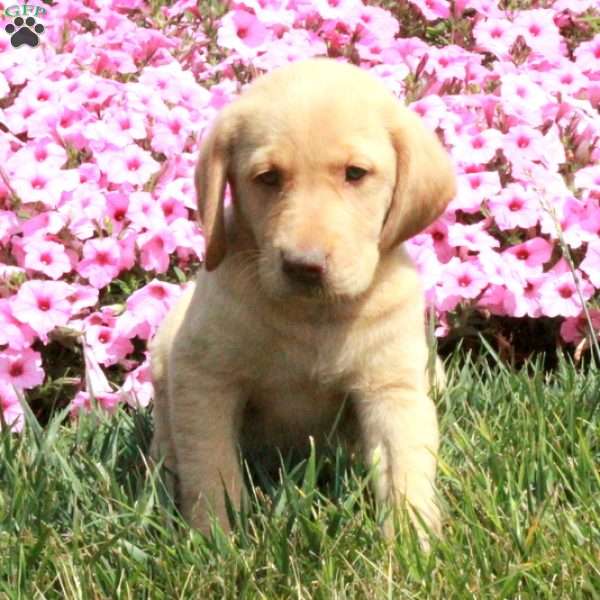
xmin=150 ymin=58 xmax=455 ymax=544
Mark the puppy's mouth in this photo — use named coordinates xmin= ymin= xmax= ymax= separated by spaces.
xmin=263 ymin=264 xmax=366 ymax=304
xmin=263 ymin=247 xmax=329 ymax=299
xmin=267 ymin=272 xmax=331 ymax=301
xmin=284 ymin=277 xmax=330 ymax=300
xmin=257 ymin=246 xmax=374 ymax=303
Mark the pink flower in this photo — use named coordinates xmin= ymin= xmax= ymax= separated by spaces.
xmin=425 ymin=217 xmax=455 ymax=263
xmin=514 ymin=9 xmax=563 ymax=57
xmin=217 ymin=9 xmax=270 ymax=56
xmin=136 ymin=63 xmax=203 ymax=106
xmin=10 ymin=280 xmax=72 ymax=340
xmin=84 ymin=110 xmax=147 ymax=149
xmin=96 ymin=144 xmax=160 ymax=186
xmin=117 ymin=234 xmax=137 ymax=272
xmin=158 ymin=194 xmax=188 ymax=224
xmin=106 ymin=192 xmax=130 ymax=232
xmin=92 ymin=50 xmax=137 ymax=76
xmin=121 ymin=358 xmax=153 ymax=408
xmin=164 ymin=0 xmax=201 ymax=17
xmin=542 ymin=62 xmax=589 ymax=98
xmin=436 ymin=258 xmax=488 ymax=310
xmin=168 ymin=218 xmax=205 ymax=260
xmin=500 ymin=74 xmax=551 ymax=125
xmin=406 ymin=236 xmax=443 ymax=298
xmin=3 ymin=95 xmax=39 ymax=135
xmin=450 ymin=171 xmax=502 ymax=214
xmin=23 ymin=239 xmax=72 ymax=280
xmin=19 ymin=79 xmax=60 ymax=111
xmin=110 ymin=109 xmax=147 ymax=142
xmin=309 ymin=0 xmax=363 ymax=20
xmin=504 ymin=238 xmax=552 ymax=268
xmin=574 ymin=165 xmax=600 ymax=200
xmin=77 ymin=238 xmax=122 ymax=289
xmin=45 ymin=107 xmax=91 ymax=149
xmin=410 ymin=0 xmax=450 ymax=20
xmin=539 ymin=271 xmax=595 ymax=318
xmin=61 ymin=75 xmax=116 ymax=112
xmin=21 ymin=211 xmax=65 ymax=238
xmin=574 ymin=33 xmax=600 ymax=75
xmin=452 ymin=128 xmax=502 ymax=166
xmin=0 ymin=73 xmax=8 ymax=98
xmin=447 ymin=222 xmax=499 ymax=252
xmin=68 ymin=285 xmax=100 ymax=315
xmin=70 ymin=340 xmax=121 ymax=416
xmin=478 ymin=248 xmax=526 ymax=286
xmin=553 ymin=0 xmax=597 ymax=10
xmin=580 ymin=241 xmax=600 ymax=288
xmin=70 ymin=392 xmax=94 ymax=417
xmin=253 ymin=29 xmax=328 ymax=71
xmin=369 ymin=63 xmax=411 ymax=97
xmin=11 ymin=164 xmax=79 ymax=208
xmin=560 ymin=310 xmax=600 ymax=344
xmin=504 ymin=272 xmax=545 ymax=318
xmin=0 ymin=299 xmax=36 ymax=350
xmin=127 ymin=191 xmax=166 ymax=231
xmin=151 ymin=107 xmax=193 ymax=155
xmin=560 ymin=196 xmax=600 ymax=248
xmin=0 ymin=348 xmax=44 ymax=390
xmin=0 ymin=382 xmax=24 ymax=432
xmin=7 ymin=137 xmax=67 ymax=174
xmin=502 ymin=125 xmax=547 ymax=165
xmin=537 ymin=126 xmax=567 ymax=171
xmin=356 ymin=4 xmax=399 ymax=44
xmin=488 ymin=183 xmax=540 ymax=230
xmin=70 ymin=391 xmax=120 ymax=417
xmin=427 ymin=45 xmax=485 ymax=83
xmin=119 ymin=280 xmax=184 ymax=340
xmin=158 ymin=178 xmax=196 ymax=211
xmin=138 ymin=228 xmax=177 ymax=273
xmin=0 ymin=211 xmax=19 ymax=245
xmin=478 ymin=284 xmax=509 ymax=315
xmin=473 ymin=17 xmax=520 ymax=58
xmin=410 ymin=95 xmax=450 ymax=131
xmin=85 ymin=325 xmax=134 ymax=366
xmin=56 ymin=184 xmax=107 ymax=240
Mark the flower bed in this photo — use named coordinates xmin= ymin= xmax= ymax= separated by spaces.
xmin=0 ymin=0 xmax=599 ymax=430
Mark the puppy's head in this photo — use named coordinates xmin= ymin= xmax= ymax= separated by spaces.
xmin=196 ymin=59 xmax=455 ymax=300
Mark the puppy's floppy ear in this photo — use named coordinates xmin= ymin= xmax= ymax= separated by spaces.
xmin=380 ymin=105 xmax=456 ymax=250
xmin=195 ymin=106 xmax=238 ymax=271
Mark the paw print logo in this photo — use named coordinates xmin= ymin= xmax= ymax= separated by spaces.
xmin=5 ymin=16 xmax=45 ymax=48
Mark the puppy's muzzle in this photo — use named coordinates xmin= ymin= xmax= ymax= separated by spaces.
xmin=280 ymin=248 xmax=327 ymax=287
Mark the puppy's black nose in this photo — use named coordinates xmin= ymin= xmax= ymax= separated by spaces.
xmin=281 ymin=249 xmax=327 ymax=286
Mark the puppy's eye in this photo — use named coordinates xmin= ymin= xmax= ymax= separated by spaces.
xmin=256 ymin=169 xmax=281 ymax=187
xmin=345 ymin=166 xmax=368 ymax=182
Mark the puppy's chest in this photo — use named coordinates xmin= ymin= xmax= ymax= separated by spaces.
xmin=246 ymin=381 xmax=346 ymax=426
xmin=244 ymin=321 xmax=357 ymax=387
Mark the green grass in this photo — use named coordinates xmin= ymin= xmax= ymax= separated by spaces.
xmin=1 ymin=354 xmax=599 ymax=599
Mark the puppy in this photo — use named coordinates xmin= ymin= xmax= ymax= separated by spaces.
xmin=150 ymin=58 xmax=455 ymax=544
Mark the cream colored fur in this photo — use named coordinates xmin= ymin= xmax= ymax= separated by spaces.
xmin=150 ymin=59 xmax=455 ymax=546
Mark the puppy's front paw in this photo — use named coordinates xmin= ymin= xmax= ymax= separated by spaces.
xmin=181 ymin=490 xmax=234 ymax=538
xmin=381 ymin=500 xmax=441 ymax=551
xmin=411 ymin=500 xmax=442 ymax=551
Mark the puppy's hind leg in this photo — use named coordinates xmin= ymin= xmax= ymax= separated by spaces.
xmin=149 ymin=283 xmax=197 ymax=514
xmin=170 ymin=370 xmax=246 ymax=537
xmin=149 ymin=349 xmax=178 ymax=505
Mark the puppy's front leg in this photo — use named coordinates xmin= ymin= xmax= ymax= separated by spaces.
xmin=170 ymin=373 xmax=245 ymax=535
xmin=355 ymin=386 xmax=440 ymax=545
